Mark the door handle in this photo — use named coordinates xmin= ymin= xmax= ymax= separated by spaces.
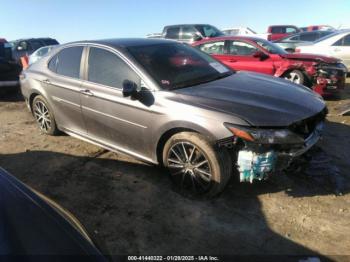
xmin=228 ymin=59 xmax=237 ymax=62
xmin=80 ymin=89 xmax=94 ymax=96
xmin=42 ymin=79 xmax=51 ymax=84
xmin=333 ymin=48 xmax=341 ymax=52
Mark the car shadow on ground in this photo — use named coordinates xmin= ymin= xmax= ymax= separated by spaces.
xmin=1 ymin=147 xmax=347 ymax=261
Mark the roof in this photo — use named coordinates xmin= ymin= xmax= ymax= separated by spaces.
xmin=192 ymin=36 xmax=267 ymax=45
xmin=10 ymin=37 xmax=57 ymax=42
xmin=69 ymin=38 xmax=176 ymax=48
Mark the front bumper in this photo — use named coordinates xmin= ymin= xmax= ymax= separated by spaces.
xmin=236 ymin=121 xmax=323 ymax=183
xmin=312 ymin=64 xmax=347 ymax=97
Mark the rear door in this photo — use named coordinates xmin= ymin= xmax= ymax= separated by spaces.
xmin=45 ymin=46 xmax=86 ymax=135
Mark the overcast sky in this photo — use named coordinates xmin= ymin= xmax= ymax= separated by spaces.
xmin=1 ymin=0 xmax=349 ymax=43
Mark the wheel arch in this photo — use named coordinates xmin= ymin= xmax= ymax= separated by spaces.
xmin=155 ymin=123 xmax=218 ymax=165
xmin=28 ymin=90 xmax=44 ymax=112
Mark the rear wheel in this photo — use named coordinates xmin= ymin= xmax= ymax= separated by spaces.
xmin=283 ymin=70 xmax=305 ymax=85
xmin=32 ymin=95 xmax=59 ymax=135
xmin=162 ymin=132 xmax=232 ymax=197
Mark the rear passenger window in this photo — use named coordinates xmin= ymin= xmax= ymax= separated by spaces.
xmin=87 ymin=47 xmax=140 ymax=88
xmin=48 ymin=54 xmax=58 ymax=72
xmin=50 ymin=46 xmax=83 ymax=78
xmin=165 ymin=27 xmax=180 ymax=39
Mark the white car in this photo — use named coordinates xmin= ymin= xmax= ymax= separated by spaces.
xmin=28 ymin=45 xmax=58 ymax=65
xmin=296 ymin=30 xmax=350 ymax=71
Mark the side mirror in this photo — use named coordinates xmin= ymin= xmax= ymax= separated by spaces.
xmin=122 ymin=80 xmax=139 ymax=97
xmin=253 ymin=51 xmax=269 ymax=60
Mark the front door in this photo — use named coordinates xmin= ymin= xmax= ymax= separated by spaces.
xmin=221 ymin=40 xmax=275 ymax=75
xmin=331 ymin=33 xmax=350 ymax=70
xmin=80 ymin=46 xmax=154 ymax=157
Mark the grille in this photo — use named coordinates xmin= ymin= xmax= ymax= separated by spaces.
xmin=289 ymin=108 xmax=327 ymax=139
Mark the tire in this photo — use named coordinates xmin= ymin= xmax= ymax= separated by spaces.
xmin=283 ymin=70 xmax=305 ymax=85
xmin=162 ymin=132 xmax=232 ymax=197
xmin=32 ymin=95 xmax=59 ymax=135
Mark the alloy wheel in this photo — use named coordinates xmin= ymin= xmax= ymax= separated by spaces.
xmin=33 ymin=100 xmax=52 ymax=132
xmin=167 ymin=141 xmax=212 ymax=194
xmin=285 ymin=72 xmax=302 ymax=84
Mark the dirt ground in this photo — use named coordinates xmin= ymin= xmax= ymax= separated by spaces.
xmin=1 ymin=83 xmax=350 ymax=261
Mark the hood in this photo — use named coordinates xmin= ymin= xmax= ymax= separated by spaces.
xmin=280 ymin=53 xmax=340 ymax=63
xmin=174 ymin=72 xmax=326 ymax=127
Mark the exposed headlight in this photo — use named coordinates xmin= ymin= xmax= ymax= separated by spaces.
xmin=224 ymin=123 xmax=304 ymax=144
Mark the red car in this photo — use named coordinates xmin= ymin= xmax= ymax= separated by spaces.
xmin=267 ymin=25 xmax=300 ymax=41
xmin=193 ymin=36 xmax=347 ymax=97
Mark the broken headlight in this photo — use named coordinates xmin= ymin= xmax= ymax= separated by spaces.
xmin=224 ymin=123 xmax=304 ymax=144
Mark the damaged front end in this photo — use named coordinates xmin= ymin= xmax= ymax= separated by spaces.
xmin=313 ymin=62 xmax=347 ymax=96
xmin=220 ymin=109 xmax=327 ymax=183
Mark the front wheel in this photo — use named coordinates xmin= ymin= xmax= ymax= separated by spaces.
xmin=283 ymin=70 xmax=305 ymax=85
xmin=162 ymin=132 xmax=232 ymax=197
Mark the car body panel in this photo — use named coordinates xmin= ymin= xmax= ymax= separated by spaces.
xmin=0 ymin=167 xmax=107 ymax=259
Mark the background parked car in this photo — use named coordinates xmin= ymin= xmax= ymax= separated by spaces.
xmin=193 ymin=36 xmax=347 ymax=97
xmin=29 ymin=45 xmax=58 ymax=65
xmin=300 ymin=25 xmax=335 ymax=32
xmin=9 ymin=37 xmax=59 ymax=63
xmin=161 ymin=24 xmax=224 ymax=43
xmin=274 ymin=30 xmax=335 ymax=52
xmin=296 ymin=30 xmax=350 ymax=71
xmin=0 ymin=39 xmax=21 ymax=91
xmin=267 ymin=25 xmax=301 ymax=41
xmin=0 ymin=167 xmax=108 ymax=260
xmin=21 ymin=38 xmax=327 ymax=196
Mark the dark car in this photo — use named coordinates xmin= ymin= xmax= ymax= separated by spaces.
xmin=0 ymin=39 xmax=22 ymax=91
xmin=9 ymin=37 xmax=59 ymax=62
xmin=0 ymin=167 xmax=108 ymax=260
xmin=21 ymin=38 xmax=326 ymax=196
xmin=162 ymin=24 xmax=224 ymax=43
xmin=193 ymin=36 xmax=347 ymax=97
xmin=274 ymin=30 xmax=335 ymax=52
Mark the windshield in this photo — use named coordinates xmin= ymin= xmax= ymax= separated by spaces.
xmin=195 ymin=25 xmax=224 ymax=38
xmin=255 ymin=39 xmax=288 ymax=54
xmin=127 ymin=43 xmax=233 ymax=90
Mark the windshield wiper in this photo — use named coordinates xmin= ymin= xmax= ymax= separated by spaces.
xmin=171 ymin=72 xmax=233 ymax=90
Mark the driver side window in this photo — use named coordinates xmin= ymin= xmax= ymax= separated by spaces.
xmin=228 ymin=41 xmax=258 ymax=56
xmin=87 ymin=47 xmax=140 ymax=89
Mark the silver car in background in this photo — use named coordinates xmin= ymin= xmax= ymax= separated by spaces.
xmin=20 ymin=39 xmax=326 ymax=196
xmin=296 ymin=30 xmax=350 ymax=71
